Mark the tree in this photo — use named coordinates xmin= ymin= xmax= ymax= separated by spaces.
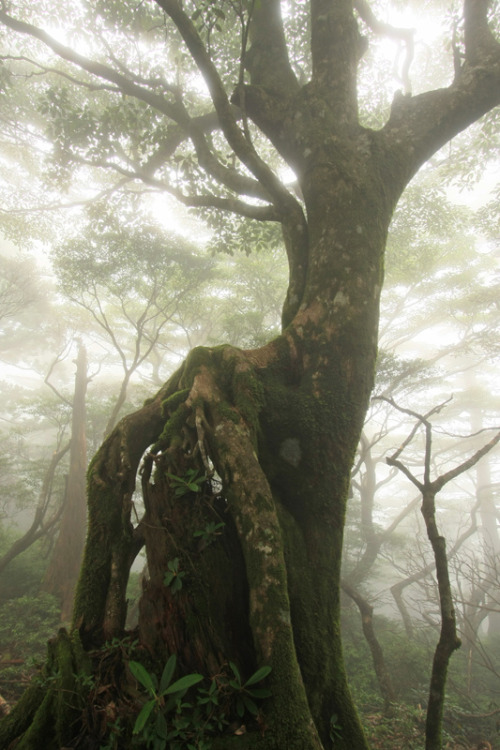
xmin=41 ymin=341 xmax=88 ymax=622
xmin=0 ymin=253 xmax=40 ymax=324
xmin=384 ymin=397 xmax=500 ymax=750
xmin=340 ymin=195 xmax=500 ymax=710
xmin=0 ymin=2 xmax=499 ymax=749
xmin=52 ymin=201 xmax=214 ymax=436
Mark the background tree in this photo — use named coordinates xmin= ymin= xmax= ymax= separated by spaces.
xmin=52 ymin=200 xmax=214 ymax=436
xmin=41 ymin=341 xmax=88 ymax=622
xmin=0 ymin=2 xmax=499 ymax=749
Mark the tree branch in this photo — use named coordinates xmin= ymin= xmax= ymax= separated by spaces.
xmin=154 ymin=0 xmax=302 ymax=215
xmin=464 ymin=0 xmax=499 ymax=64
xmin=354 ymin=0 xmax=415 ymax=93
xmin=379 ymin=0 xmax=500 ymax=190
xmin=245 ymin=0 xmax=299 ymax=95
xmin=0 ymin=9 xmax=181 ymax=120
xmin=0 ymin=7 xmax=270 ymax=204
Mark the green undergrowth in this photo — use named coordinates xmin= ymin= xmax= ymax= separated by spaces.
xmin=342 ymin=607 xmax=500 ymax=749
xmin=0 ymin=530 xmax=61 ymax=703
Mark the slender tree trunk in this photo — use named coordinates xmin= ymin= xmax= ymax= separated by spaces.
xmin=477 ymin=460 xmax=500 ymax=637
xmin=468 ymin=396 xmax=500 ymax=638
xmin=103 ymin=368 xmax=132 ymax=438
xmin=421 ymin=490 xmax=461 ymax=750
xmin=0 ymin=444 xmax=69 ymax=575
xmin=342 ymin=581 xmax=396 ymax=710
xmin=42 ymin=343 xmax=88 ymax=622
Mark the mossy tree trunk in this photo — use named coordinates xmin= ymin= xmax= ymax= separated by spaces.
xmin=0 ymin=1 xmax=499 ymax=749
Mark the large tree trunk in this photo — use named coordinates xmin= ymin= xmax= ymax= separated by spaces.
xmin=0 ymin=196 xmax=387 ymax=749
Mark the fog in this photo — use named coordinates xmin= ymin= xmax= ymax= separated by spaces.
xmin=0 ymin=2 xmax=499 ymax=749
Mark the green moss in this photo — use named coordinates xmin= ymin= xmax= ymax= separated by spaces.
xmin=72 ymin=486 xmax=114 ymax=633
xmin=181 ymin=345 xmax=224 ymax=381
xmin=0 ymin=681 xmax=47 ymax=748
xmin=0 ymin=630 xmax=93 ymax=750
xmin=161 ymin=387 xmax=191 ymax=416
xmin=230 ymin=366 xmax=265 ymax=437
xmin=216 ymin=400 xmax=240 ymax=425
xmin=53 ymin=631 xmax=80 ymax=745
xmin=155 ymin=400 xmax=190 ymax=448
xmin=74 ymin=451 xmax=136 ymax=636
xmin=15 ymin=689 xmax=57 ymax=750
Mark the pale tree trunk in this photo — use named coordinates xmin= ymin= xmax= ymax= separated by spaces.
xmin=42 ymin=342 xmax=88 ymax=622
xmin=478 ymin=459 xmax=500 ymax=637
xmin=471 ymin=414 xmax=500 ymax=638
xmin=464 ymin=370 xmax=500 ymax=638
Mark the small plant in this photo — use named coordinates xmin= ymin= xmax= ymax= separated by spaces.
xmin=129 ymin=655 xmax=203 ymax=749
xmin=166 ymin=469 xmax=207 ymax=498
xmin=193 ymin=521 xmax=225 ymax=547
xmin=228 ymin=662 xmax=272 ymax=718
xmin=329 ymin=712 xmax=343 ymax=744
xmin=128 ymin=656 xmax=273 ymax=749
xmin=101 ymin=636 xmax=139 ymax=656
xmin=99 ymin=717 xmax=123 ymax=750
xmin=163 ymin=558 xmax=186 ymax=593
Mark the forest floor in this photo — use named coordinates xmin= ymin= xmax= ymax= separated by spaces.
xmin=364 ymin=708 xmax=427 ymax=750
xmin=363 ymin=708 xmax=497 ymax=750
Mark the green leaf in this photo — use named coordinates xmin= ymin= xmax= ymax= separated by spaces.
xmin=165 ymin=673 xmax=204 ymax=695
xmin=170 ymin=576 xmax=183 ymax=594
xmin=153 ymin=736 xmax=166 ymax=750
xmin=160 ymin=654 xmax=176 ymax=694
xmin=229 ymin=661 xmax=241 ymax=684
xmin=155 ymin=710 xmax=168 ymax=739
xmin=243 ymin=694 xmax=259 ymax=715
xmin=163 ymin=571 xmax=175 ymax=587
xmin=244 ymin=665 xmax=271 ymax=687
xmin=236 ymin=697 xmax=245 ymax=717
xmin=133 ymin=698 xmax=156 ymax=734
xmin=129 ymin=661 xmax=156 ymax=694
xmin=247 ymin=688 xmax=272 ymax=699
